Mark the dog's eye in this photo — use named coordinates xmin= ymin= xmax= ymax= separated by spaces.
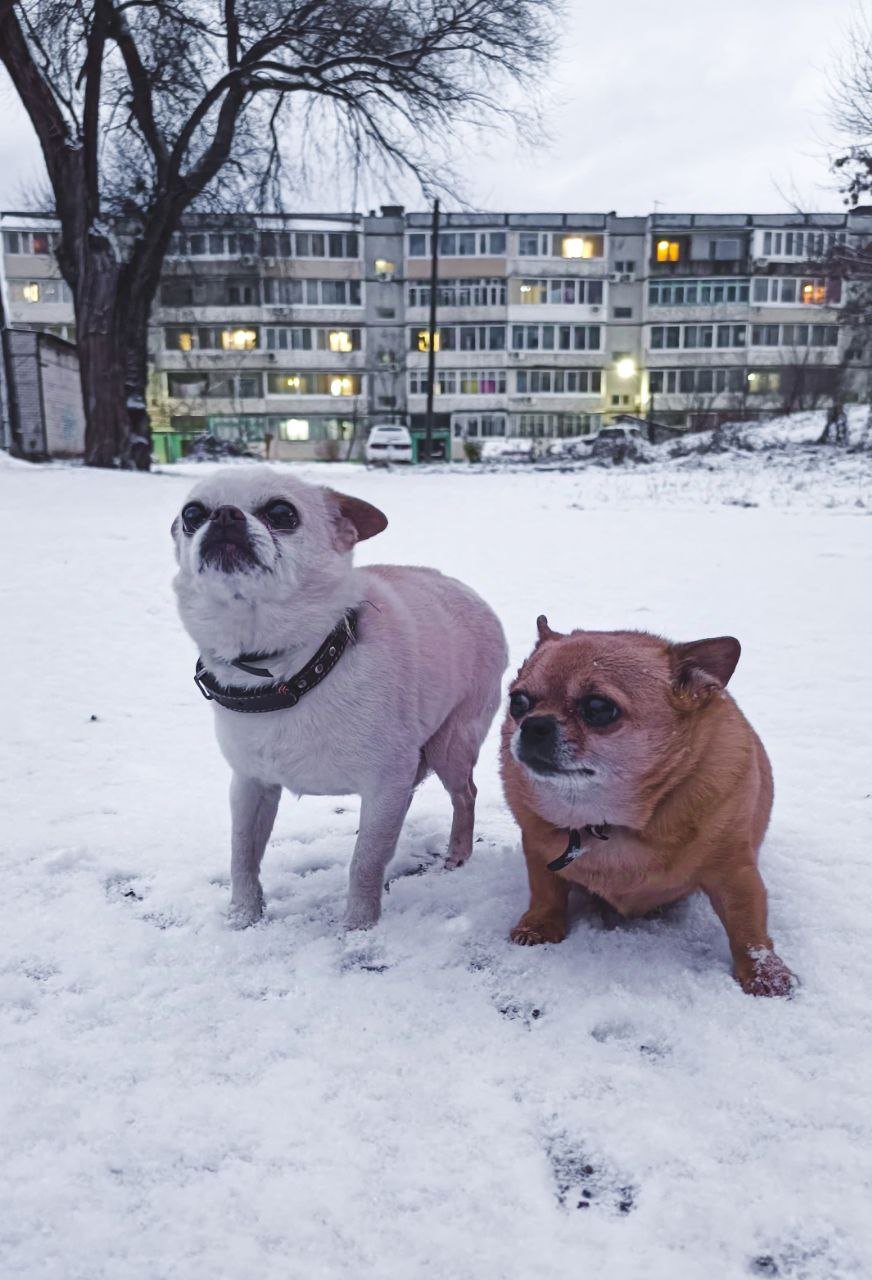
xmin=509 ymin=690 xmax=532 ymax=720
xmin=579 ymin=696 xmax=621 ymax=728
xmin=262 ymin=499 xmax=299 ymax=531
xmin=182 ymin=502 xmax=208 ymax=534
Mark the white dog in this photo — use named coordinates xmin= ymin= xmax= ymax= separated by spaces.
xmin=172 ymin=467 xmax=507 ymax=929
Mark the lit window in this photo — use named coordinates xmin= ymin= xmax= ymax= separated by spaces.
xmin=284 ymin=376 xmax=301 ymax=390
xmin=222 ymin=328 xmax=258 ymax=351
xmin=177 ymin=330 xmax=193 ymax=352
xmin=801 ymin=281 xmax=826 ymax=305
xmin=22 ymin=282 xmax=40 ymax=303
xmin=416 ymin=330 xmax=440 ymax=352
xmin=374 ymin=258 xmax=395 ymax=279
xmin=328 ymin=329 xmax=353 ymax=353
xmin=656 ymin=240 xmax=681 ymax=263
xmin=560 ymin=235 xmax=603 ymax=259
xmin=330 ymin=376 xmax=355 ymax=397
xmin=279 ymin=418 xmax=309 ymax=440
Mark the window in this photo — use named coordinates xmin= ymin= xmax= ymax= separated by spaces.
xmin=295 ymin=232 xmax=326 ymax=258
xmin=167 ymin=372 xmax=262 ymax=399
xmin=683 ymin=325 xmax=713 ymax=349
xmin=515 ymin=278 xmax=603 ymax=305
xmin=408 ymin=278 xmax=506 ymax=308
xmin=515 ymin=370 xmax=602 ymax=394
xmin=278 ymin=418 xmax=310 ymax=441
xmin=711 ymin=238 xmax=741 ymax=259
xmin=222 ymin=327 xmax=258 ymax=351
xmin=408 ymin=234 xmax=428 ymax=256
xmin=326 ymin=328 xmax=359 ymax=352
xmin=262 ymin=278 xmax=362 ymax=306
xmin=751 ymin=324 xmax=780 ymax=346
xmin=747 ymin=370 xmax=780 ymax=395
xmin=227 ymin=281 xmax=259 ymax=305
xmin=518 ymin=280 xmax=546 ymax=305
xmin=486 ymin=232 xmax=506 ymax=254
xmin=648 ymin=278 xmax=749 ymax=305
xmin=8 ymin=279 xmax=72 ymax=304
xmin=413 ymin=329 xmax=441 ymax=352
xmin=801 ymin=280 xmax=827 ymax=305
xmin=265 ymin=327 xmax=312 ymax=351
xmin=512 ymin=323 xmax=599 ymax=350
xmin=374 ymin=258 xmax=395 ymax=279
xmin=456 ymin=413 xmax=507 ymax=438
xmin=716 ymin=324 xmax=746 ymax=348
xmin=408 ymin=368 xmax=505 ymax=395
xmin=557 ymin=234 xmax=604 ymax=259
xmin=165 ymin=326 xmax=194 ymax=351
xmin=328 ymin=232 xmax=359 ymax=258
xmin=259 ymin=231 xmax=293 ymax=257
xmin=519 ymin=231 xmax=543 ymax=256
xmin=408 ymin=369 xmax=458 ymax=395
xmin=613 ymin=306 xmax=633 ymax=319
xmin=266 ymin=372 xmax=362 ymax=396
xmin=650 ymin=325 xmax=680 ymax=349
xmin=655 ymin=239 xmax=681 ymax=263
xmin=3 ymin=230 xmax=53 ymax=255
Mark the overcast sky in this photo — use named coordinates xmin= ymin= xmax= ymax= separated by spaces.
xmin=0 ymin=0 xmax=864 ymax=215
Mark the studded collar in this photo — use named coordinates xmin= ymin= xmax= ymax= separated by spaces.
xmin=194 ymin=609 xmax=358 ymax=713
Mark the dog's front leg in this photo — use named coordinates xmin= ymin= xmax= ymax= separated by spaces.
xmin=229 ymin=773 xmax=282 ymax=927
xmin=511 ymin=830 xmax=571 ymax=945
xmin=703 ymin=861 xmax=796 ymax=996
xmin=343 ymin=775 xmax=416 ymax=930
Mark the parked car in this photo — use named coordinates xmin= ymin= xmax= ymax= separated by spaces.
xmin=365 ymin=423 xmax=413 ymax=464
xmin=591 ymin=424 xmax=644 ymax=461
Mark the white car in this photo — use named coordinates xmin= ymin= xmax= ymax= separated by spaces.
xmin=365 ymin=423 xmax=414 ymax=464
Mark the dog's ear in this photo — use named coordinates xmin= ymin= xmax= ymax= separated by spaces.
xmin=670 ymin=636 xmax=741 ymax=703
xmin=325 ymin=489 xmax=388 ymax=551
xmin=536 ymin=615 xmax=562 ymax=645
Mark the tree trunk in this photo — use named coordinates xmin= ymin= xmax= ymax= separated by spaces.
xmin=75 ymin=248 xmax=155 ymax=469
xmin=119 ymin=298 xmax=153 ymax=471
xmin=76 ymin=253 xmax=128 ymax=467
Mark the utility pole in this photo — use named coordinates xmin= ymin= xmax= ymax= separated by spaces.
xmin=424 ymin=198 xmax=440 ymax=462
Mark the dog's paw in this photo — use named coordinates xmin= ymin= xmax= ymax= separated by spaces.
xmin=736 ymin=948 xmax=797 ymax=998
xmin=510 ymin=913 xmax=567 ymax=946
xmin=227 ymin=895 xmax=264 ymax=930
xmin=342 ymin=895 xmax=382 ymax=932
xmin=444 ymin=850 xmax=471 ymax=871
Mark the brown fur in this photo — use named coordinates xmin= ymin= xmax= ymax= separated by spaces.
xmin=500 ymin=622 xmax=795 ymax=996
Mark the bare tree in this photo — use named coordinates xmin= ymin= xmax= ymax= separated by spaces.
xmin=0 ymin=0 xmax=555 ymax=468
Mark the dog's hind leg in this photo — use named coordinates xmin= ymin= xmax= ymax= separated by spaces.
xmin=424 ymin=709 xmax=486 ymax=870
xmin=229 ymin=773 xmax=281 ymax=928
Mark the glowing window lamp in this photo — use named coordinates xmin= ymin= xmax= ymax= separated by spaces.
xmin=328 ymin=329 xmax=353 ymax=352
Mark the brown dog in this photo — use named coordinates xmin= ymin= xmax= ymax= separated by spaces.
xmin=500 ymin=618 xmax=795 ymax=996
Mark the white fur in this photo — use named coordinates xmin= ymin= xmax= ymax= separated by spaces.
xmin=173 ymin=468 xmax=508 ymax=929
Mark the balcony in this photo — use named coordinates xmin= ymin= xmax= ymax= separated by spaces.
xmin=648 ymin=257 xmax=749 ymax=277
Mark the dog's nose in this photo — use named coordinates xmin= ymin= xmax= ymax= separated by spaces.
xmin=211 ymin=505 xmax=246 ymax=527
xmin=521 ymin=715 xmax=557 ymax=747
xmin=519 ymin=715 xmax=559 ymax=767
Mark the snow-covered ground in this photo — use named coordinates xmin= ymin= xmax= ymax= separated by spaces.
xmin=1 ymin=445 xmax=871 ymax=1279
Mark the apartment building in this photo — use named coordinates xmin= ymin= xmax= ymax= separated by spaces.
xmin=1 ymin=206 xmax=867 ymax=460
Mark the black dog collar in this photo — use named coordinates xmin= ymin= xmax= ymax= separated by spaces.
xmin=547 ymin=823 xmax=610 ymax=872
xmin=194 ymin=609 xmax=358 ymax=713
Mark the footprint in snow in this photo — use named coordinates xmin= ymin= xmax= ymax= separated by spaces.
xmin=590 ymin=1018 xmax=671 ymax=1060
xmin=547 ymin=1140 xmax=637 ymax=1216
